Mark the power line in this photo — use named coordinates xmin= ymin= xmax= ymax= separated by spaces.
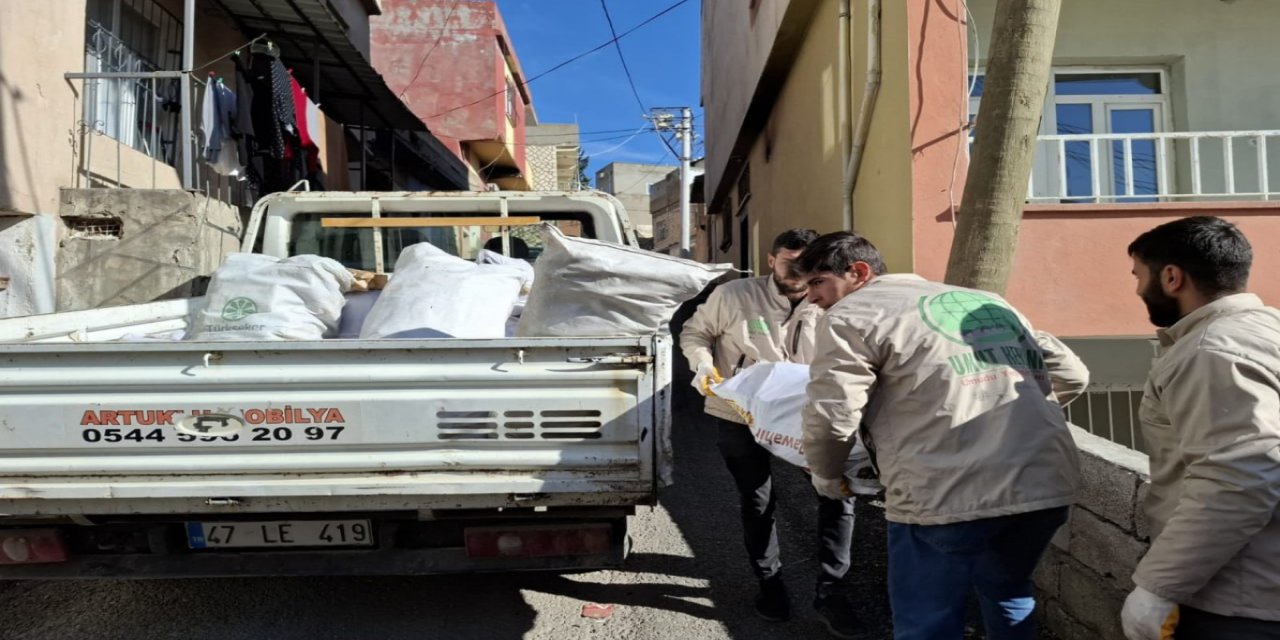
xmin=451 ymin=130 xmax=669 ymax=148
xmin=600 ymin=0 xmax=682 ymax=163
xmin=524 ymin=126 xmax=648 ymax=138
xmin=600 ymin=0 xmax=647 ymax=117
xmin=581 ymin=126 xmax=654 ymax=157
xmin=398 ymin=0 xmax=464 ymax=101
xmin=428 ymin=0 xmax=692 ymax=119
xmin=512 ymin=129 xmax=663 ymax=146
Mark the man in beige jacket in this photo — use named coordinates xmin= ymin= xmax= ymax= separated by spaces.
xmin=796 ymin=231 xmax=1089 ymax=640
xmin=1121 ymin=216 xmax=1280 ymax=640
xmin=681 ymin=229 xmax=859 ymax=638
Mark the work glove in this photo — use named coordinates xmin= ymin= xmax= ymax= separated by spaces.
xmin=811 ymin=474 xmax=851 ymax=500
xmin=1121 ymin=586 xmax=1179 ymax=640
xmin=692 ymin=362 xmax=723 ymax=397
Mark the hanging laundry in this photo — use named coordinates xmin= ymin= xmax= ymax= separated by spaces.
xmin=200 ymin=79 xmax=242 ymax=177
xmin=305 ymin=97 xmax=321 ymax=149
xmin=244 ymin=47 xmax=303 ymax=193
xmin=289 ymin=75 xmax=322 ymax=175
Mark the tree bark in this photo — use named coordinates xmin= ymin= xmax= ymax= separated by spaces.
xmin=944 ymin=0 xmax=1061 ymax=294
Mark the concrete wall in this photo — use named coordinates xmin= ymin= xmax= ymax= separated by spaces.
xmin=372 ymin=0 xmax=530 ymax=183
xmin=1039 ymin=427 xmax=1153 ymax=640
xmin=525 ymin=124 xmax=580 ymax=190
xmin=701 ymin=0 xmax=808 ymax=208
xmin=0 ymin=0 xmax=89 ymax=218
xmin=596 ymin=163 xmax=676 ymax=232
xmin=967 ymin=0 xmax=1280 ymax=195
xmin=701 ymin=0 xmax=965 ymax=275
xmin=328 ymin=0 xmax=378 ymax=59
xmin=56 ymin=189 xmax=241 ymax=311
xmin=969 ymin=0 xmax=1280 ymax=134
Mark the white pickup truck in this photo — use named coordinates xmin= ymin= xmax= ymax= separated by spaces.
xmin=0 ymin=190 xmax=674 ymax=578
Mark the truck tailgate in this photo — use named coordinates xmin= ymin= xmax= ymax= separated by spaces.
xmin=0 ymin=337 xmax=671 ymax=515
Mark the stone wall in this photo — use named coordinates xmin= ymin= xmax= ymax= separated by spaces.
xmin=1039 ymin=426 xmax=1152 ymax=640
xmin=56 ymin=189 xmax=241 ymax=311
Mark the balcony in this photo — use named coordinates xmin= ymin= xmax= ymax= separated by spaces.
xmin=1026 ymin=129 xmax=1280 ymax=204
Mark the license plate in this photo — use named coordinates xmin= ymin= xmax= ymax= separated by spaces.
xmin=186 ymin=520 xmax=374 ymax=549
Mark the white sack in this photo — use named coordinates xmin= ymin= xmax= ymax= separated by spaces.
xmin=360 ymin=243 xmax=523 ymax=339
xmin=477 ymin=248 xmax=535 ymax=295
xmin=478 ymin=248 xmax=532 ymax=322
xmin=517 ymin=224 xmax=735 ymax=337
xmin=189 ymin=253 xmax=354 ymax=341
xmin=713 ymin=362 xmax=881 ymax=495
xmin=337 ymin=290 xmax=382 ymax=339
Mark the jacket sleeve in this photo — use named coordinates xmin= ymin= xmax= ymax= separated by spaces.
xmin=802 ymin=316 xmax=878 ymax=479
xmin=1035 ymin=331 xmax=1090 ymax=406
xmin=679 ymin=287 xmax=725 ymax=373
xmin=1133 ymin=348 xmax=1280 ymax=602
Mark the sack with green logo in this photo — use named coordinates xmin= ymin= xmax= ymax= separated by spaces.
xmin=189 ymin=253 xmax=355 ymax=341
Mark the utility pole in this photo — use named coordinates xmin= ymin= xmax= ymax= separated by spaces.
xmin=651 ymin=107 xmax=694 ymax=258
xmin=944 ymin=0 xmax=1062 ymax=294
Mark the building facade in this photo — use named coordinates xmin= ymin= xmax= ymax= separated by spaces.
xmin=702 ymin=0 xmax=1280 ymax=337
xmin=595 ymin=162 xmax=677 ymax=241
xmin=524 ymin=124 xmax=582 ymax=191
xmin=372 ymin=0 xmax=535 ymax=191
xmin=0 ymin=0 xmax=465 ymax=315
xmin=650 ymin=162 xmax=708 ymax=259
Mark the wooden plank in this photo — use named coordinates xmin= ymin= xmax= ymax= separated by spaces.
xmin=320 ymin=216 xmax=541 ymax=229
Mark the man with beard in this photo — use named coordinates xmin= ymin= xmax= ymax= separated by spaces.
xmin=795 ymin=231 xmax=1088 ymax=640
xmin=681 ymin=229 xmax=859 ymax=638
xmin=1121 ymin=216 xmax=1280 ymax=640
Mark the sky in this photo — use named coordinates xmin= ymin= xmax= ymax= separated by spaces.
xmin=493 ymin=0 xmax=704 ymax=185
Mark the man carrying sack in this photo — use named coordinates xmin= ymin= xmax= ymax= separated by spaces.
xmin=681 ymin=229 xmax=860 ymax=639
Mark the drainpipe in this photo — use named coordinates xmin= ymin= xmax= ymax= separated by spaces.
xmin=838 ymin=0 xmax=853 ymax=227
xmin=842 ymin=0 xmax=882 ymax=231
xmin=180 ymin=0 xmax=195 ymax=190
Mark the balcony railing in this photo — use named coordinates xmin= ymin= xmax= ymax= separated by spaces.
xmin=80 ymin=20 xmax=182 ymax=170
xmin=1024 ymin=130 xmax=1280 ymax=204
xmin=68 ymin=21 xmax=245 ymax=204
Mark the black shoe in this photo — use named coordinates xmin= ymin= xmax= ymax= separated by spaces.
xmin=755 ymin=576 xmax=791 ymax=622
xmin=814 ymin=592 xmax=861 ymax=639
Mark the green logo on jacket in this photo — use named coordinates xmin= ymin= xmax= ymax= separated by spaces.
xmin=919 ymin=291 xmax=1026 ymax=346
xmin=918 ymin=291 xmax=1048 ymax=380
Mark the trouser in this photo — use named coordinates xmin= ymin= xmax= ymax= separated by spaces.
xmin=716 ymin=419 xmax=855 ymax=588
xmin=887 ymin=506 xmax=1070 ymax=640
xmin=1177 ymin=607 xmax=1280 ymax=640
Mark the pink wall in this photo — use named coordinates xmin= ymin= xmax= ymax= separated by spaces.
xmin=917 ymin=202 xmax=1280 ymax=336
xmin=371 ymin=0 xmax=527 ymax=172
xmin=903 ymin=1 xmax=1280 ymax=337
xmin=1007 ymin=203 xmax=1280 ymax=336
xmin=906 ymin=0 xmax=969 ymax=279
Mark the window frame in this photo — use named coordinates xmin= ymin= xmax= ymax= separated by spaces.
xmin=969 ymin=66 xmax=1174 ymax=202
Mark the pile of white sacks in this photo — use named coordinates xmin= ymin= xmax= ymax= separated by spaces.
xmin=186 ymin=223 xmax=734 ymax=342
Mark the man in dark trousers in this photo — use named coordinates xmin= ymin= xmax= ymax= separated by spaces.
xmin=681 ymin=229 xmax=859 ymax=638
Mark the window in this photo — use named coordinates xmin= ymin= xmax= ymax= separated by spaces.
xmin=83 ymin=0 xmax=183 ymax=161
xmin=288 ymin=213 xmax=592 ymax=271
xmin=505 ymin=77 xmax=519 ymax=123
xmin=970 ymin=68 xmax=1171 ymax=202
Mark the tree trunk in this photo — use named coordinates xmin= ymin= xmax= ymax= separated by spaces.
xmin=944 ymin=0 xmax=1061 ymax=294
